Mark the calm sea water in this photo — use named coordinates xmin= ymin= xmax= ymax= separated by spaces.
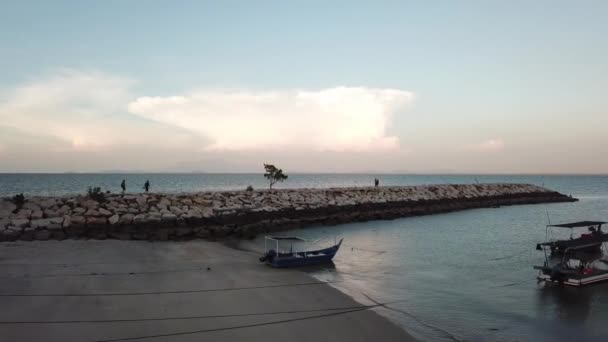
xmin=1 ymin=174 xmax=607 ymax=341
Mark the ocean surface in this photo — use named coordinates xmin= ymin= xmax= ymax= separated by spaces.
xmin=1 ymin=174 xmax=607 ymax=341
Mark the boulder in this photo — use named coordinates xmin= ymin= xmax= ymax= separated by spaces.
xmin=146 ymin=212 xmax=162 ymax=222
xmin=30 ymin=210 xmax=44 ymax=219
xmin=82 ymin=199 xmax=99 ymax=209
xmin=0 ymin=219 xmax=9 ymax=229
xmin=169 ymin=206 xmax=183 ymax=216
xmin=87 ymin=216 xmax=107 ymax=225
xmin=84 ymin=209 xmax=101 ymax=217
xmin=201 ymin=208 xmax=213 ymax=218
xmin=0 ymin=200 xmax=17 ymax=216
xmin=108 ymin=214 xmax=120 ymax=225
xmin=10 ymin=218 xmax=30 ymax=228
xmin=39 ymin=199 xmax=56 ymax=209
xmin=43 ymin=209 xmax=60 ymax=218
xmin=136 ymin=196 xmax=147 ymax=208
xmin=133 ymin=214 xmax=146 ymax=223
xmin=158 ymin=198 xmax=171 ymax=209
xmin=119 ymin=213 xmax=135 ymax=224
xmin=162 ymin=213 xmax=177 ymax=221
xmin=30 ymin=218 xmax=52 ymax=230
xmin=73 ymin=207 xmax=86 ymax=214
xmin=98 ymin=208 xmax=113 ymax=216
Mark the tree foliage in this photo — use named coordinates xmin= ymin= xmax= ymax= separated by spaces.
xmin=263 ymin=164 xmax=288 ymax=189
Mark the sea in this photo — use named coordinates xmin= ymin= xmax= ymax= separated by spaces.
xmin=1 ymin=173 xmax=607 ymax=341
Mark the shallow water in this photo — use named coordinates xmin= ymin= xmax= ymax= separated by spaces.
xmin=251 ymin=176 xmax=608 ymax=341
xmin=2 ymin=174 xmax=607 ymax=341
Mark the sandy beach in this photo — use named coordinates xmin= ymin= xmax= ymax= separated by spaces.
xmin=0 ymin=240 xmax=414 ymax=342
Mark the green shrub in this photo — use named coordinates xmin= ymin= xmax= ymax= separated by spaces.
xmin=87 ymin=186 xmax=106 ymax=203
xmin=11 ymin=193 xmax=25 ymax=213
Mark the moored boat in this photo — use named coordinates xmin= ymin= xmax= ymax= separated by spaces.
xmin=259 ymin=236 xmax=343 ymax=268
xmin=534 ymin=220 xmax=608 ymax=286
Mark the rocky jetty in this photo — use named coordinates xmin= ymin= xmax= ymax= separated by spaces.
xmin=0 ymin=183 xmax=576 ymax=241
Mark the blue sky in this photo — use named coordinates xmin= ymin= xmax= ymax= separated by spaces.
xmin=1 ymin=1 xmax=607 ymax=173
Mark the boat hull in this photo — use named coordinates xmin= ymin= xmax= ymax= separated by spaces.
xmin=263 ymin=239 xmax=343 ymax=268
xmin=537 ymin=272 xmax=608 ymax=287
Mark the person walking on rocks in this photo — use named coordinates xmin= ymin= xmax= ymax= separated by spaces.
xmin=374 ymin=178 xmax=379 ymax=187
xmin=143 ymin=180 xmax=150 ymax=193
xmin=120 ymin=179 xmax=126 ymax=193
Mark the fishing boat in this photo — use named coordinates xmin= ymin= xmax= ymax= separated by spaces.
xmin=534 ymin=246 xmax=608 ymax=286
xmin=536 ymin=221 xmax=608 ymax=254
xmin=534 ymin=220 xmax=608 ymax=286
xmin=259 ymin=236 xmax=343 ymax=268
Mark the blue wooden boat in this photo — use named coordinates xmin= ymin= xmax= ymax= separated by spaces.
xmin=259 ymin=236 xmax=343 ymax=268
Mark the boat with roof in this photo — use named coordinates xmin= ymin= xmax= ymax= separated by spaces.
xmin=534 ymin=220 xmax=608 ymax=286
xmin=259 ymin=236 xmax=343 ymax=268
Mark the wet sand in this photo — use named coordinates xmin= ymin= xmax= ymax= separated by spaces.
xmin=0 ymin=240 xmax=414 ymax=342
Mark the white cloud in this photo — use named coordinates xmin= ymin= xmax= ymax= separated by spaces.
xmin=128 ymin=87 xmax=412 ymax=152
xmin=464 ymin=139 xmax=505 ymax=152
xmin=0 ymin=70 xmax=201 ymax=151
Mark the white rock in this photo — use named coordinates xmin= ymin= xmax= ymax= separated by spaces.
xmin=108 ymin=214 xmax=120 ymax=225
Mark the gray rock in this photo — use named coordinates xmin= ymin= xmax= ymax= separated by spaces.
xmin=108 ymin=214 xmax=120 ymax=225
xmin=30 ymin=218 xmax=52 ymax=229
xmin=10 ymin=218 xmax=30 ymax=228
xmin=39 ymin=199 xmax=56 ymax=209
xmin=70 ymin=215 xmax=86 ymax=227
xmin=98 ymin=208 xmax=113 ymax=216
xmin=146 ymin=212 xmax=162 ymax=222
xmin=58 ymin=205 xmax=72 ymax=216
xmin=169 ymin=206 xmax=183 ymax=216
xmin=0 ymin=200 xmax=17 ymax=216
xmin=84 ymin=209 xmax=100 ymax=217
xmin=43 ymin=209 xmax=60 ymax=218
xmin=83 ymin=199 xmax=99 ymax=209
xmin=162 ymin=213 xmax=177 ymax=221
xmin=73 ymin=207 xmax=86 ymax=214
xmin=0 ymin=219 xmax=9 ymax=229
xmin=119 ymin=213 xmax=135 ymax=224
xmin=158 ymin=198 xmax=171 ymax=209
xmin=133 ymin=214 xmax=146 ymax=223
xmin=136 ymin=196 xmax=147 ymax=208
xmin=30 ymin=210 xmax=44 ymax=219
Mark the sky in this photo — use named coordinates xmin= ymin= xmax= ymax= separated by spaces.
xmin=0 ymin=0 xmax=607 ymax=173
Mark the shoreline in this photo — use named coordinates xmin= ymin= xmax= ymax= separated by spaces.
xmin=0 ymin=183 xmax=576 ymax=242
xmin=0 ymin=239 xmax=415 ymax=341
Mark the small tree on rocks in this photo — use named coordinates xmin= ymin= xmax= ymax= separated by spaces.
xmin=263 ymin=164 xmax=288 ymax=189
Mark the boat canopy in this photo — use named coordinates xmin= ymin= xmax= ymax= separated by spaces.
xmin=266 ymin=236 xmax=306 ymax=242
xmin=548 ymin=221 xmax=607 ymax=229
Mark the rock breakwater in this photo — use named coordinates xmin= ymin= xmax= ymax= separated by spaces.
xmin=0 ymin=183 xmax=576 ymax=241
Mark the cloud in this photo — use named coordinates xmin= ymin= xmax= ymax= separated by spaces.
xmin=128 ymin=87 xmax=413 ymax=152
xmin=464 ymin=139 xmax=505 ymax=152
xmin=0 ymin=70 xmax=203 ymax=151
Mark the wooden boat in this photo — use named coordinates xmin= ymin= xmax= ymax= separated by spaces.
xmin=534 ymin=220 xmax=608 ymax=286
xmin=259 ymin=236 xmax=343 ymax=268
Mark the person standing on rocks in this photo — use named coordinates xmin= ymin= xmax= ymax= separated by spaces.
xmin=144 ymin=180 xmax=150 ymax=193
xmin=374 ymin=178 xmax=379 ymax=187
xmin=120 ymin=179 xmax=126 ymax=193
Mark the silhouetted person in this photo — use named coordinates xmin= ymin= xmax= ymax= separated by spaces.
xmin=144 ymin=180 xmax=150 ymax=193
xmin=120 ymin=179 xmax=126 ymax=193
xmin=374 ymin=178 xmax=379 ymax=187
